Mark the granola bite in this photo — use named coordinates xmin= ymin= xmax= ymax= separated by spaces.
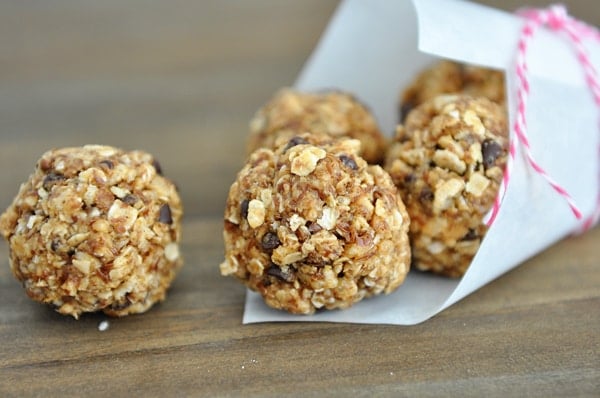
xmin=0 ymin=145 xmax=183 ymax=318
xmin=221 ymin=134 xmax=410 ymax=314
xmin=385 ymin=95 xmax=508 ymax=277
xmin=400 ymin=60 xmax=505 ymax=121
xmin=247 ymin=88 xmax=387 ymax=164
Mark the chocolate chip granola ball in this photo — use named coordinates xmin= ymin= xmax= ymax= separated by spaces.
xmin=400 ymin=60 xmax=505 ymax=121
xmin=0 ymin=145 xmax=183 ymax=318
xmin=385 ymin=95 xmax=507 ymax=277
xmin=221 ymin=134 xmax=410 ymax=314
xmin=247 ymin=88 xmax=387 ymax=164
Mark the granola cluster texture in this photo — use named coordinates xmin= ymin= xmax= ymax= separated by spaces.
xmin=221 ymin=134 xmax=410 ymax=314
xmin=385 ymin=95 xmax=508 ymax=277
xmin=400 ymin=60 xmax=505 ymax=121
xmin=247 ymin=88 xmax=387 ymax=164
xmin=0 ymin=145 xmax=183 ymax=318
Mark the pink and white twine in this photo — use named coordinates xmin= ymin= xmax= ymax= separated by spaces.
xmin=487 ymin=4 xmax=600 ymax=231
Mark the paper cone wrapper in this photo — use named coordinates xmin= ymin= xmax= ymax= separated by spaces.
xmin=243 ymin=0 xmax=599 ymax=325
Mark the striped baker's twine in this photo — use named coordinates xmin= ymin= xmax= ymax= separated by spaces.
xmin=487 ymin=4 xmax=600 ymax=232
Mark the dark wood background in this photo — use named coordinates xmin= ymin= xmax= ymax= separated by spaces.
xmin=1 ymin=1 xmax=598 ymax=396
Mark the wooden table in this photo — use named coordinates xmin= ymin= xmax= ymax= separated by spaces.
xmin=1 ymin=1 xmax=598 ymax=396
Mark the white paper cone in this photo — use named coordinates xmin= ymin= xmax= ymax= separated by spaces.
xmin=243 ymin=0 xmax=599 ymax=325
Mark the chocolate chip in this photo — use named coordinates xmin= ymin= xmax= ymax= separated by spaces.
xmin=403 ymin=174 xmax=416 ymax=184
xmin=482 ymin=139 xmax=503 ymax=168
xmin=158 ymin=204 xmax=173 ymax=224
xmin=419 ymin=187 xmax=434 ymax=203
xmin=266 ymin=264 xmax=294 ymax=282
xmin=262 ymin=278 xmax=272 ymax=287
xmin=122 ymin=194 xmax=138 ymax=205
xmin=51 ymin=240 xmax=60 ymax=252
xmin=339 ymin=154 xmax=358 ymax=171
xmin=152 ymin=159 xmax=163 ymax=175
xmin=261 ymin=232 xmax=280 ymax=251
xmin=284 ymin=136 xmax=309 ymax=152
xmin=240 ymin=199 xmax=250 ymax=219
xmin=307 ymin=221 xmax=322 ymax=234
xmin=42 ymin=172 xmax=65 ymax=191
xmin=461 ymin=229 xmax=479 ymax=241
xmin=99 ymin=160 xmax=114 ymax=169
xmin=110 ymin=297 xmax=132 ymax=311
xmin=67 ymin=249 xmax=75 ymax=257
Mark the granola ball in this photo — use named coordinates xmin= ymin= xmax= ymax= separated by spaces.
xmin=221 ymin=134 xmax=410 ymax=314
xmin=400 ymin=60 xmax=505 ymax=121
xmin=247 ymin=88 xmax=387 ymax=164
xmin=0 ymin=145 xmax=183 ymax=318
xmin=385 ymin=95 xmax=508 ymax=277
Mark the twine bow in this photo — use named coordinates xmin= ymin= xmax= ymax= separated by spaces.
xmin=487 ymin=4 xmax=600 ymax=231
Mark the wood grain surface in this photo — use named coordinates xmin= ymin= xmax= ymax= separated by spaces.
xmin=1 ymin=1 xmax=599 ymax=397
